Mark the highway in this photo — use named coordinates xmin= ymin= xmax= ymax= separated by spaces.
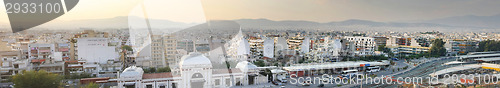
xmin=363 ymin=57 xmax=458 ymax=88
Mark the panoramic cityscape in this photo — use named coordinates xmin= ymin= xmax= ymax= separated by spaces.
xmin=1 ymin=0 xmax=500 ymax=88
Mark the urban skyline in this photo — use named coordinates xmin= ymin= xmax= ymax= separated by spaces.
xmin=1 ymin=0 xmax=500 ymax=88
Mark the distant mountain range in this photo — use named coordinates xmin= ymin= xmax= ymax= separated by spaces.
xmin=423 ymin=14 xmax=500 ymax=28
xmin=34 ymin=16 xmax=199 ymax=30
xmin=2 ymin=14 xmax=499 ymax=32
xmin=233 ymin=19 xmax=456 ymax=30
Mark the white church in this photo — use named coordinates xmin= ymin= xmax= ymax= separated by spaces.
xmin=118 ymin=53 xmax=267 ymax=88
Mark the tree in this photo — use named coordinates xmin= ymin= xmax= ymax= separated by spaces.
xmin=254 ymin=60 xmax=266 ymax=67
xmin=429 ymin=39 xmax=446 ymax=57
xmin=157 ymin=67 xmax=171 ymax=72
xmin=65 ymin=73 xmax=93 ymax=79
xmin=225 ymin=61 xmax=231 ymax=69
xmin=260 ymin=69 xmax=273 ymax=81
xmin=121 ymin=45 xmax=133 ymax=51
xmin=144 ymin=67 xmax=157 ymax=73
xmin=12 ymin=70 xmax=62 ymax=88
xmin=478 ymin=40 xmax=500 ymax=52
xmin=378 ymin=45 xmax=386 ymax=51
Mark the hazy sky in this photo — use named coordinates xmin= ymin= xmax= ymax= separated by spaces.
xmin=1 ymin=0 xmax=500 ymax=23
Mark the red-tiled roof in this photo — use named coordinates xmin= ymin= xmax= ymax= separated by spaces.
xmin=80 ymin=77 xmax=110 ymax=81
xmin=142 ymin=72 xmax=175 ymax=79
xmin=31 ymin=59 xmax=45 ymax=63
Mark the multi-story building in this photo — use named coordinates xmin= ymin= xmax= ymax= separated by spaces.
xmin=176 ymin=39 xmax=194 ymax=53
xmin=12 ymin=37 xmax=31 ymax=59
xmin=263 ymin=38 xmax=275 ymax=58
xmin=26 ymin=43 xmax=65 ymax=75
xmin=195 ymin=40 xmax=210 ymax=53
xmin=163 ymin=35 xmax=177 ymax=67
xmin=248 ymin=37 xmax=264 ymax=57
xmin=322 ymin=37 xmax=343 ymax=58
xmin=0 ymin=50 xmax=24 ymax=82
xmin=28 ymin=43 xmax=55 ymax=60
xmin=274 ymin=37 xmax=288 ymax=58
xmin=287 ymin=35 xmax=310 ymax=53
xmin=75 ymin=30 xmax=110 ymax=38
xmin=373 ymin=36 xmax=388 ymax=47
xmin=445 ymin=39 xmax=479 ymax=55
xmin=151 ymin=35 xmax=166 ymax=67
xmin=55 ymin=43 xmax=71 ymax=61
xmin=344 ymin=36 xmax=376 ymax=56
xmin=134 ymin=34 xmax=179 ymax=68
xmin=387 ymin=45 xmax=430 ymax=56
xmin=386 ymin=36 xmax=411 ymax=46
xmin=287 ymin=35 xmax=304 ymax=51
xmin=76 ymin=38 xmax=119 ymax=64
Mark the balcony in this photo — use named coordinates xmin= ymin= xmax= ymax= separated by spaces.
xmin=31 ymin=59 xmax=46 ymax=63
xmin=39 ymin=49 xmax=51 ymax=53
xmin=58 ymin=48 xmax=69 ymax=52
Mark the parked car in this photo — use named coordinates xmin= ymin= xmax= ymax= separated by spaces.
xmin=392 ymin=58 xmax=399 ymax=61
xmin=317 ymin=84 xmax=324 ymax=87
xmin=302 ymin=81 xmax=311 ymax=86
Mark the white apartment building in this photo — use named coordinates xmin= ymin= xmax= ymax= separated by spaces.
xmin=28 ymin=43 xmax=55 ymax=59
xmin=76 ymin=38 xmax=119 ymax=64
xmin=263 ymin=38 xmax=275 ymax=58
xmin=151 ymin=35 xmax=166 ymax=67
xmin=163 ymin=35 xmax=177 ymax=67
xmin=248 ymin=37 xmax=264 ymax=58
xmin=322 ymin=37 xmax=343 ymax=59
xmin=344 ymin=36 xmax=376 ymax=56
xmin=0 ymin=51 xmax=26 ymax=82
xmin=274 ymin=37 xmax=288 ymax=58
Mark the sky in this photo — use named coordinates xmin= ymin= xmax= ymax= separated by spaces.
xmin=1 ymin=0 xmax=500 ymax=23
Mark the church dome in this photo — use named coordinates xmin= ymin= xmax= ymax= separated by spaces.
xmin=235 ymin=61 xmax=258 ymax=73
xmin=179 ymin=52 xmax=212 ymax=69
xmin=120 ymin=66 xmax=144 ymax=79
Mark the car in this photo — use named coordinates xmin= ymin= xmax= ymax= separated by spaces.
xmin=392 ymin=58 xmax=399 ymax=61
xmin=317 ymin=84 xmax=324 ymax=87
xmin=279 ymin=79 xmax=288 ymax=83
xmin=302 ymin=81 xmax=311 ymax=86
xmin=322 ymin=76 xmax=330 ymax=82
xmin=272 ymin=81 xmax=279 ymax=85
xmin=342 ymin=73 xmax=360 ymax=79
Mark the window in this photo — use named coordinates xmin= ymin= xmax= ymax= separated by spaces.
xmin=146 ymin=85 xmax=152 ymax=88
xmin=235 ymin=78 xmax=241 ymax=85
xmin=215 ymin=79 xmax=220 ymax=86
xmin=172 ymin=83 xmax=177 ymax=88
xmin=226 ymin=78 xmax=231 ymax=86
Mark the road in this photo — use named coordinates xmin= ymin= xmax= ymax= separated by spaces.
xmin=232 ymin=57 xmax=457 ymax=88
xmin=362 ymin=57 xmax=457 ymax=88
xmin=233 ymin=59 xmax=411 ymax=88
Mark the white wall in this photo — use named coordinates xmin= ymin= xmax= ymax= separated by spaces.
xmin=77 ymin=38 xmax=119 ymax=64
xmin=263 ymin=39 xmax=274 ymax=58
